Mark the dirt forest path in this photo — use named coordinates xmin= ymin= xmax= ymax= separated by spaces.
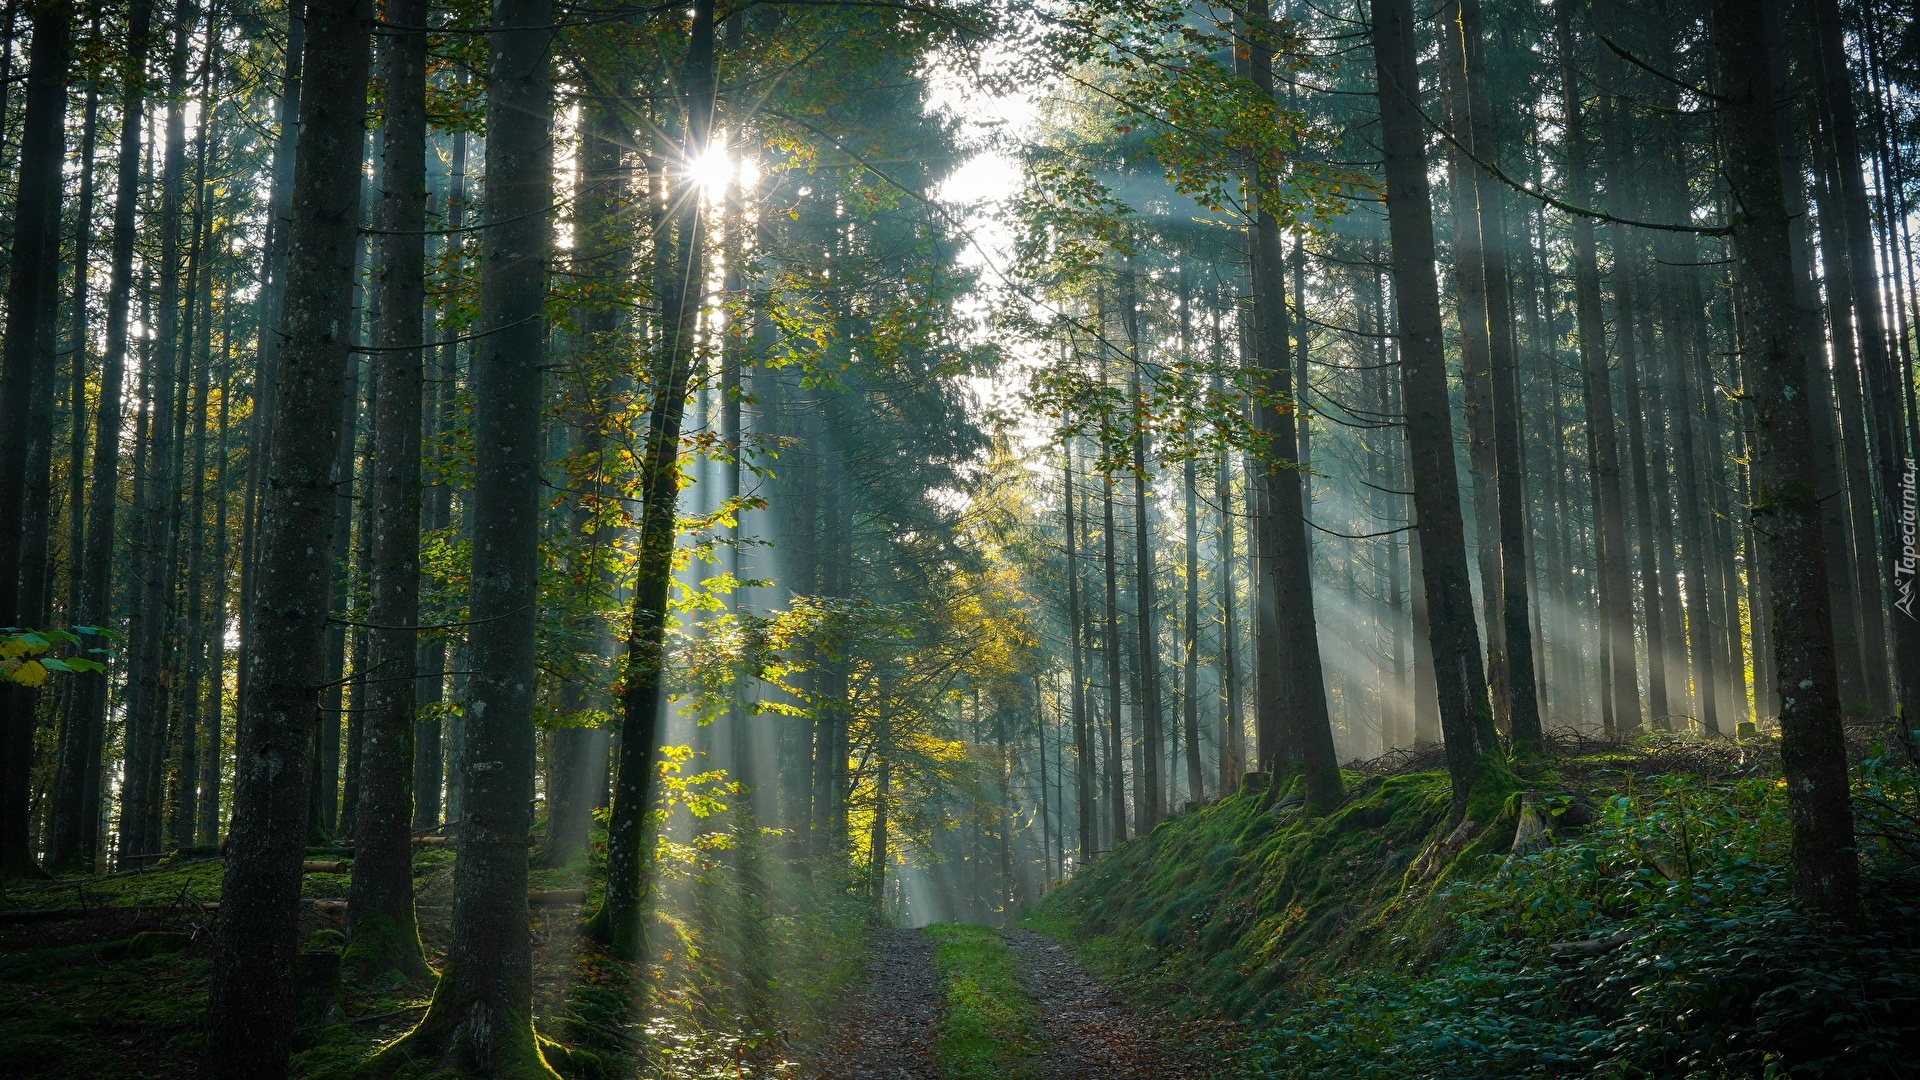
xmin=1001 ymin=929 xmax=1214 ymax=1080
xmin=800 ymin=927 xmax=1213 ymax=1079
xmin=801 ymin=927 xmax=945 ymax=1079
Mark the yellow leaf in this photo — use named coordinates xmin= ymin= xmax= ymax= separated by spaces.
xmin=11 ymin=660 xmax=48 ymax=687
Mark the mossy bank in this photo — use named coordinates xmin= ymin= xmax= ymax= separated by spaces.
xmin=1029 ymin=739 xmax=1920 ymax=1078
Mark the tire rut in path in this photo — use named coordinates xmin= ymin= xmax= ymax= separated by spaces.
xmin=803 ymin=926 xmax=942 ymax=1079
xmin=1002 ymin=929 xmax=1214 ymax=1080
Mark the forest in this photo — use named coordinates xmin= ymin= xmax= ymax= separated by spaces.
xmin=0 ymin=0 xmax=1917 ymax=1074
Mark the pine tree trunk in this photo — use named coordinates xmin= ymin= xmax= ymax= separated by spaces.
xmin=1813 ymin=0 xmax=1919 ymax=726
xmin=51 ymin=73 xmax=98 ymax=859
xmin=1602 ymin=92 xmax=1663 ymax=738
xmin=1373 ymin=0 xmax=1499 ymax=815
xmin=1124 ymin=297 xmax=1162 ymax=827
xmin=240 ymin=2 xmax=305 ymax=724
xmin=1215 ymin=439 xmax=1243 ymax=787
xmin=202 ymin=0 xmax=371 ymax=1070
xmin=585 ymin=0 xmax=711 ymax=970
xmin=414 ymin=125 xmax=463 ymax=834
xmin=1183 ymin=456 xmax=1202 ymax=801
xmin=1438 ymin=0 xmax=1542 ymax=751
xmin=1558 ymin=1 xmax=1639 ymax=735
xmin=1102 ymin=462 xmax=1126 ymax=844
xmin=1709 ymin=0 xmax=1859 ymax=920
xmin=171 ymin=33 xmax=219 ymax=852
xmin=117 ymin=1 xmax=196 ymax=871
xmin=48 ymin=37 xmax=118 ymax=868
xmin=198 ymin=346 xmax=232 ymax=847
xmin=373 ymin=0 xmax=556 ymax=1068
xmin=1064 ymin=442 xmax=1092 ymax=861
xmin=1242 ymin=9 xmax=1341 ymax=809
xmin=0 ymin=0 xmax=71 ymax=877
xmin=345 ymin=0 xmax=429 ymax=980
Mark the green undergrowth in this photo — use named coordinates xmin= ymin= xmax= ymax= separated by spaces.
xmin=1030 ymin=744 xmax=1920 ymax=1078
xmin=1 ymin=817 xmax=872 ymax=1079
xmin=924 ymin=923 xmax=1042 ymax=1080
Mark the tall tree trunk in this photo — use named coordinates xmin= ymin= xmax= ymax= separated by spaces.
xmin=1804 ymin=82 xmax=1877 ymax=716
xmin=585 ymin=0 xmax=712 ymax=969
xmin=1373 ymin=0 xmax=1499 ymax=816
xmin=374 ymin=0 xmax=556 ymax=1068
xmin=1215 ymin=439 xmax=1243 ymax=788
xmin=547 ymin=95 xmax=624 ymax=864
xmin=415 ymin=125 xmax=463 ymax=834
xmin=171 ymin=29 xmax=220 ymax=853
xmin=1603 ymin=92 xmax=1663 ymax=738
xmin=1243 ymin=5 xmax=1341 ymax=810
xmin=1434 ymin=1 xmax=1505 ymax=734
xmin=47 ymin=47 xmax=104 ymax=871
xmin=1183 ymin=455 xmax=1203 ymax=801
xmin=117 ymin=0 xmax=196 ymax=871
xmin=345 ymin=0 xmax=429 ymax=980
xmin=1558 ymin=0 xmax=1639 ymax=735
xmin=1438 ymin=0 xmax=1543 ymax=751
xmin=1124 ymin=283 xmax=1162 ymax=827
xmin=1102 ymin=460 xmax=1126 ymax=844
xmin=1813 ymin=0 xmax=1920 ymax=727
xmin=240 ymin=2 xmax=305 ymax=723
xmin=1709 ymin=0 xmax=1858 ymax=920
xmin=198 ymin=338 xmax=232 ymax=847
xmin=1064 ymin=441 xmax=1092 ymax=862
xmin=203 ymin=0 xmax=371 ymax=1070
xmin=58 ymin=71 xmax=97 ymax=680
xmin=0 ymin=0 xmax=72 ymax=877
xmin=48 ymin=0 xmax=153 ymax=871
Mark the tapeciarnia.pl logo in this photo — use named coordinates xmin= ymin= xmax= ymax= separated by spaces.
xmin=1899 ymin=458 xmax=1917 ymax=619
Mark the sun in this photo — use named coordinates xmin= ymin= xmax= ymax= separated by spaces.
xmin=686 ymin=147 xmax=732 ymax=195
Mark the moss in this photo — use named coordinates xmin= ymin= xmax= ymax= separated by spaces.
xmin=924 ymin=923 xmax=1041 ymax=1080
xmin=1029 ymin=768 xmax=1461 ymax=1022
xmin=353 ymin=1007 xmax=564 ymax=1080
xmin=0 ymin=930 xmax=189 ymax=980
xmin=341 ymin=911 xmax=433 ymax=984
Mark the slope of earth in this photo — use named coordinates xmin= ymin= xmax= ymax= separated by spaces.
xmin=1028 ymin=735 xmax=1920 ymax=1079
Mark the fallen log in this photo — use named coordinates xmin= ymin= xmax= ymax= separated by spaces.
xmin=200 ymin=898 xmax=347 ymax=914
xmin=0 ymin=904 xmax=188 ymax=925
xmin=302 ymin=860 xmax=350 ymax=874
xmin=527 ymin=888 xmax=587 ymax=906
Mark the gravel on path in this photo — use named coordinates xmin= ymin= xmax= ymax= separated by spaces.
xmin=1002 ymin=929 xmax=1215 ymax=1080
xmin=798 ymin=927 xmax=943 ymax=1080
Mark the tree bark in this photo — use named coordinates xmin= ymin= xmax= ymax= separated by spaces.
xmin=240 ymin=2 xmax=305 ymax=727
xmin=1558 ymin=0 xmax=1639 ymax=735
xmin=1243 ymin=5 xmax=1341 ymax=810
xmin=1183 ymin=455 xmax=1203 ymax=801
xmin=1064 ymin=441 xmax=1092 ymax=861
xmin=1709 ymin=0 xmax=1859 ymax=920
xmin=1215 ymin=438 xmax=1243 ymax=787
xmin=375 ymin=0 xmax=557 ymax=1063
xmin=1102 ymin=456 xmax=1127 ymax=845
xmin=0 ymin=0 xmax=71 ymax=877
xmin=117 ymin=0 xmax=197 ymax=871
xmin=48 ymin=0 xmax=153 ymax=871
xmin=1812 ymin=0 xmax=1920 ymax=727
xmin=1123 ymin=277 xmax=1162 ymax=826
xmin=345 ymin=0 xmax=429 ymax=981
xmin=1373 ymin=0 xmax=1499 ymax=815
xmin=584 ymin=0 xmax=712 ymax=970
xmin=202 ymin=0 xmax=371 ymax=1070
xmin=1437 ymin=0 xmax=1542 ymax=751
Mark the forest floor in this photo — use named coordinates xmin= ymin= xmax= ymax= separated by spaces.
xmin=798 ymin=924 xmax=1218 ymax=1079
